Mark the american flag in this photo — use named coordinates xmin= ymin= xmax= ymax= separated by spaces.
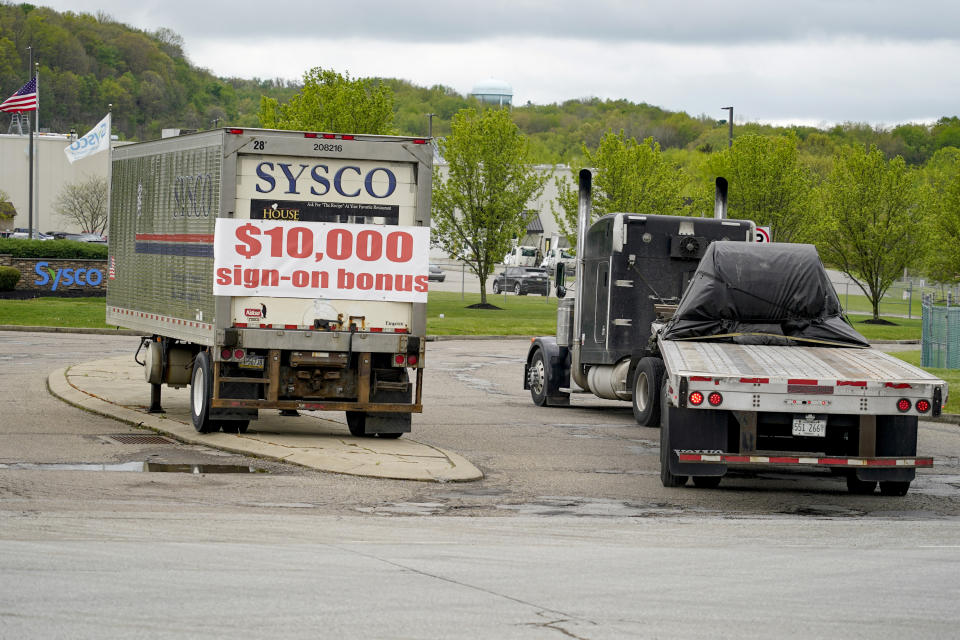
xmin=0 ymin=76 xmax=38 ymax=112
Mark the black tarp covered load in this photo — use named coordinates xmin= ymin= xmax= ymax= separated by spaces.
xmin=661 ymin=241 xmax=869 ymax=347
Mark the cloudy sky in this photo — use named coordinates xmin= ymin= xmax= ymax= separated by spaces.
xmin=41 ymin=0 xmax=960 ymax=127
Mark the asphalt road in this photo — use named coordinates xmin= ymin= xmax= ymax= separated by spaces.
xmin=2 ymin=331 xmax=960 ymax=638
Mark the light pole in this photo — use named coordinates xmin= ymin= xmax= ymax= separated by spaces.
xmin=722 ymin=106 xmax=733 ymax=148
xmin=426 ymin=113 xmax=436 ymax=138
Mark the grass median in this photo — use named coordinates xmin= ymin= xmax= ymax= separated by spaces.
xmin=0 ymin=294 xmax=927 ymax=339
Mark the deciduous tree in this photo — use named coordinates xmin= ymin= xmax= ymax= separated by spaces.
xmin=810 ymin=145 xmax=926 ymax=321
xmin=432 ymin=107 xmax=547 ymax=305
xmin=704 ymin=133 xmax=813 ymax=242
xmin=258 ymin=67 xmax=394 ymax=134
xmin=54 ymin=176 xmax=108 ymax=234
xmin=552 ymin=130 xmax=690 ymax=248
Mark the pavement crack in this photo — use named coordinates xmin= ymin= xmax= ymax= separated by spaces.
xmin=525 ymin=614 xmax=594 ymax=640
xmin=328 ymin=543 xmax=597 ymax=628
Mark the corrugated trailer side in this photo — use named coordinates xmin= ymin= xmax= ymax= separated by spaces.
xmin=106 ymin=130 xmax=223 ymax=345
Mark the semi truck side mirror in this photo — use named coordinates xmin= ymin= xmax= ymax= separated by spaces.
xmin=555 ymin=263 xmax=566 ymax=298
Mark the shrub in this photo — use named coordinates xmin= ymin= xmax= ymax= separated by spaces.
xmin=0 ymin=266 xmax=21 ymax=290
xmin=0 ymin=238 xmax=107 ymax=260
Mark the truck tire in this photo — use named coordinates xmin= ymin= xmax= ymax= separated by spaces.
xmin=528 ymin=349 xmax=548 ymax=406
xmin=346 ymin=411 xmax=368 ymax=437
xmin=692 ymin=476 xmax=722 ymax=489
xmin=846 ymin=475 xmax=878 ymax=495
xmin=659 ymin=382 xmax=688 ymax=487
xmin=879 ymin=481 xmax=911 ymax=496
xmin=492 ymin=281 xmax=500 ymax=294
xmin=190 ymin=352 xmax=218 ymax=434
xmin=632 ymin=357 xmax=665 ymax=427
xmin=220 ymin=421 xmax=249 ymax=434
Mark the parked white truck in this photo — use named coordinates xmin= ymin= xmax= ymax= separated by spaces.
xmin=525 ymin=170 xmax=943 ymax=495
xmin=107 ymin=127 xmax=433 ymax=437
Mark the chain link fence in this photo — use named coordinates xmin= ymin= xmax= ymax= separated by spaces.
xmin=922 ymin=299 xmax=960 ymax=369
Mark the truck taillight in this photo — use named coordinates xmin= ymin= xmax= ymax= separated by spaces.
xmin=916 ymin=399 xmax=931 ymax=413
xmin=227 ymin=128 xmax=243 ymax=134
xmin=689 ymin=391 xmax=704 ymax=406
xmin=407 ymin=354 xmax=418 ymax=366
xmin=897 ymin=398 xmax=912 ymax=412
xmin=708 ymin=392 xmax=723 ymax=407
xmin=395 ymin=354 xmax=405 ymax=365
xmin=413 ymin=139 xmax=428 ymax=144
xmin=234 ymin=349 xmax=245 ymax=360
xmin=221 ymin=348 xmax=232 ymax=360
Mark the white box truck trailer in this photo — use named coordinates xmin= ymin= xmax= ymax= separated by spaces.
xmin=107 ymin=127 xmax=433 ymax=437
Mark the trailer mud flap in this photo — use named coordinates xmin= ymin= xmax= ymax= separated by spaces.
xmin=364 ymin=412 xmax=411 ymax=434
xmin=856 ymin=415 xmax=918 ymax=483
xmin=663 ymin=404 xmax=728 ymax=476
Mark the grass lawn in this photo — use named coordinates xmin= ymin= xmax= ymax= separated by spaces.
xmin=426 ymin=291 xmax=558 ymax=335
xmin=846 ymin=315 xmax=921 ymax=342
xmin=0 ymin=296 xmax=111 ymax=328
xmin=0 ymin=294 xmax=926 ymax=341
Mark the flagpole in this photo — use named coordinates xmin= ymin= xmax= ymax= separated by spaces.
xmin=32 ymin=60 xmax=39 ymax=236
xmin=106 ymin=103 xmax=112 ymax=238
xmin=27 ymin=46 xmax=33 ymax=238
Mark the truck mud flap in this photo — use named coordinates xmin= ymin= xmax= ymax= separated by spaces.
xmin=664 ymin=404 xmax=728 ymax=477
xmin=856 ymin=415 xmax=918 ymax=483
xmin=364 ymin=412 xmax=411 ymax=434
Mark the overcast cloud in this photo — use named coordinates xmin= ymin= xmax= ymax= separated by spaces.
xmin=38 ymin=0 xmax=960 ymax=126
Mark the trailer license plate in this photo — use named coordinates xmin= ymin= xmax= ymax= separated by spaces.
xmin=792 ymin=417 xmax=826 ymax=437
xmin=239 ymin=355 xmax=265 ymax=370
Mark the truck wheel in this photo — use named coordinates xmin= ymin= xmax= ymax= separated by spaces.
xmin=879 ymin=481 xmax=911 ymax=496
xmin=692 ymin=476 xmax=722 ymax=489
xmin=514 ymin=283 xmax=522 ymax=295
xmin=846 ymin=476 xmax=878 ymax=495
xmin=659 ymin=382 xmax=688 ymax=488
xmin=632 ymin=357 xmax=665 ymax=427
xmin=528 ymin=349 xmax=548 ymax=406
xmin=492 ymin=281 xmax=500 ymax=294
xmin=190 ymin=352 xmax=218 ymax=434
xmin=346 ymin=411 xmax=369 ymax=437
xmin=220 ymin=421 xmax=249 ymax=434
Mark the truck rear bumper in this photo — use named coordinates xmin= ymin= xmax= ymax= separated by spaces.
xmin=676 ymin=453 xmax=933 ymax=468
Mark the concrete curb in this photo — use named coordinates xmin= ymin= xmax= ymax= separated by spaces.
xmin=47 ymin=358 xmax=483 ymax=483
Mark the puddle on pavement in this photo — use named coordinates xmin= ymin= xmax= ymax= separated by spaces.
xmin=0 ymin=462 xmax=261 ymax=473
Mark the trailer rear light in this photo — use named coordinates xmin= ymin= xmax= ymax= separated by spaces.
xmin=689 ymin=391 xmax=705 ymax=406
xmin=221 ymin=348 xmax=233 ymax=360
xmin=690 ymin=376 xmax=712 ymax=382
xmin=395 ymin=354 xmax=406 ymax=365
xmin=407 ymin=354 xmax=418 ymax=366
xmin=413 ymin=139 xmax=428 ymax=144
xmin=897 ymin=398 xmax=912 ymax=412
xmin=916 ymin=399 xmax=931 ymax=413
xmin=323 ymin=133 xmax=336 ymax=139
xmin=304 ymin=133 xmax=317 ymax=138
xmin=708 ymin=392 xmax=723 ymax=407
xmin=234 ymin=349 xmax=245 ymax=360
xmin=227 ymin=128 xmax=243 ymax=134
xmin=341 ymin=135 xmax=354 ymax=141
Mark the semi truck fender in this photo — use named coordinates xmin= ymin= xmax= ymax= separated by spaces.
xmin=525 ymin=337 xmax=570 ymax=405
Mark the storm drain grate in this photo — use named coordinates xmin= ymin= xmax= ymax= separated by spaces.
xmin=107 ymin=434 xmax=177 ymax=445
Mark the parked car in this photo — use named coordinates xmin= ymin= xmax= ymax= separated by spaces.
xmin=491 ymin=266 xmax=550 ymax=296
xmin=10 ymin=230 xmax=51 ymax=240
xmin=428 ymin=264 xmax=445 ymax=282
xmin=54 ymin=232 xmax=106 ymax=244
